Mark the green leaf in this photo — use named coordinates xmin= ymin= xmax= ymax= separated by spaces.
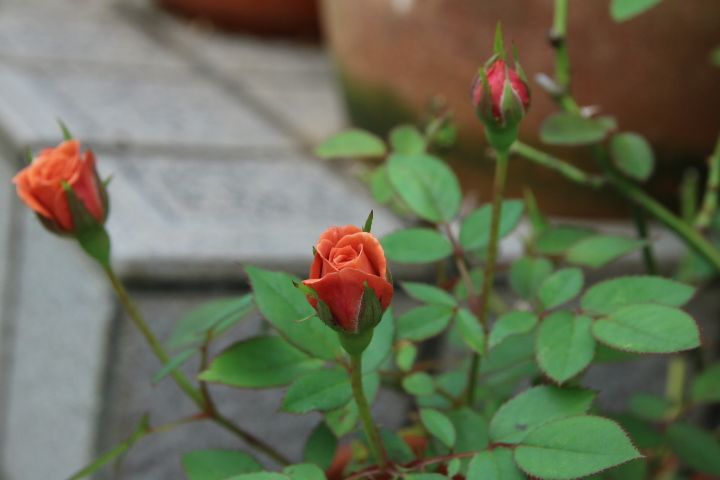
xmin=169 ymin=295 xmax=254 ymax=348
xmin=402 ymin=282 xmax=457 ymax=307
xmin=489 ymin=311 xmax=538 ymax=348
xmin=509 ymin=257 xmax=553 ymax=300
xmin=691 ymin=363 xmax=720 ymax=403
xmin=666 ymin=423 xmax=720 ymax=475
xmin=566 ymin=235 xmax=644 ymax=268
xmin=540 ymin=113 xmax=609 ymax=146
xmin=467 ymin=448 xmax=524 ymax=480
xmin=455 ymin=308 xmax=486 ymax=354
xmin=390 ymin=124 xmax=427 ymax=154
xmin=283 ymin=368 xmax=352 ymax=413
xmin=592 ymin=304 xmax=700 ymax=353
xmin=363 ymin=308 xmax=395 ymax=372
xmin=459 ymin=200 xmax=524 ymax=251
xmin=396 ymin=341 xmax=417 ymax=372
xmin=614 ymin=414 xmax=663 ymax=449
xmin=228 ymin=473 xmax=288 ymax=480
xmin=447 ymin=408 xmax=489 ymax=453
xmin=397 ymin=304 xmax=454 ymax=341
xmin=283 ymin=464 xmax=326 ymax=480
xmin=628 ymin=393 xmax=673 ymax=421
xmin=514 ymin=416 xmax=640 ymax=479
xmin=610 ymin=0 xmax=663 ymax=22
xmin=581 ymin=276 xmax=695 ymax=316
xmin=535 ymin=225 xmax=594 ymax=255
xmin=380 ymin=430 xmax=415 ymax=463
xmin=610 ymin=132 xmax=655 ymax=181
xmin=182 ymin=450 xmax=262 ymax=480
xmin=489 ymin=385 xmax=595 ymax=443
xmin=402 ymin=372 xmax=435 ymax=396
xmin=152 ymin=349 xmax=195 ymax=384
xmin=369 ymin=166 xmax=394 ymax=204
xmin=536 ymin=312 xmax=595 ymax=383
xmin=481 ymin=334 xmax=538 ymax=393
xmin=315 ymin=129 xmax=386 ymax=159
xmin=387 ymin=153 xmax=462 ymax=222
xmin=382 ymin=228 xmax=453 ymax=264
xmin=325 ymin=402 xmax=358 ymax=437
xmin=247 ymin=267 xmax=343 ymax=360
xmin=199 ymin=336 xmax=323 ymax=388
xmin=538 ymin=268 xmax=584 ymax=310
xmin=303 ymin=423 xmax=337 ymax=470
xmin=420 ymin=408 xmax=456 ymax=448
xmin=67 ymin=415 xmax=150 ymax=480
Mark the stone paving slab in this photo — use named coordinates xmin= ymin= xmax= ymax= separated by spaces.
xmin=0 ymin=212 xmax=114 ymax=480
xmin=0 ymin=60 xmax=294 ymax=152
xmin=101 ymin=150 xmax=402 ymax=280
xmin=0 ymin=6 xmax=185 ymax=69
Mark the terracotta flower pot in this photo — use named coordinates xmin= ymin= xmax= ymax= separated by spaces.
xmin=159 ymin=0 xmax=320 ymax=38
xmin=320 ymin=0 xmax=720 ymax=217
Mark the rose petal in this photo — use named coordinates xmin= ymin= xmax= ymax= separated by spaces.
xmin=304 ymin=269 xmax=393 ymax=332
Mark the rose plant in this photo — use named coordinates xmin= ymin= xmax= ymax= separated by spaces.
xmin=10 ymin=1 xmax=720 ymax=479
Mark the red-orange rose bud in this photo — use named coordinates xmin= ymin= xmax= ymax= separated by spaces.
xmin=303 ymin=225 xmax=393 ymax=336
xmin=13 ymin=140 xmax=107 ymax=234
xmin=471 ymin=59 xmax=530 ymax=129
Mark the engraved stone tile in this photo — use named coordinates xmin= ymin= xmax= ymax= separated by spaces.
xmin=101 ymin=151 xmax=403 ymax=280
xmin=0 ymin=61 xmax=293 ymax=150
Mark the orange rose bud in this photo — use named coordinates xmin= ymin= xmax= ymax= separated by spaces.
xmin=12 ymin=139 xmax=107 ymax=234
xmin=303 ymin=225 xmax=393 ymax=337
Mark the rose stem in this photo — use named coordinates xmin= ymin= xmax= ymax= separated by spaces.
xmin=350 ymin=353 xmax=387 ymax=468
xmin=466 ymin=149 xmax=509 ymax=406
xmin=101 ymin=264 xmax=291 ymax=466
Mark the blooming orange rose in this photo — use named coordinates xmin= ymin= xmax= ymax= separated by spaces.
xmin=12 ymin=140 xmax=106 ymax=233
xmin=303 ymin=225 xmax=393 ymax=333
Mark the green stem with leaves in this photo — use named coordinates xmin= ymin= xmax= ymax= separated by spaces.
xmin=466 ymin=150 xmax=509 ymax=405
xmin=101 ymin=264 xmax=291 ymax=466
xmin=350 ymin=353 xmax=387 ymax=468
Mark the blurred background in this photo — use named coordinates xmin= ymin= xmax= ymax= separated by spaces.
xmin=0 ymin=0 xmax=718 ymax=479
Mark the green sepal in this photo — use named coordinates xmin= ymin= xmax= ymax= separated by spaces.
xmin=513 ymin=45 xmax=529 ymax=84
xmin=58 ymin=119 xmax=74 ymax=140
xmin=357 ymin=282 xmax=383 ymax=333
xmin=493 ymin=22 xmax=506 ymax=59
xmin=62 ymin=182 xmax=111 ymax=267
xmin=338 ymin=328 xmax=374 ymax=356
xmin=484 ymin=121 xmax=519 ymax=154
xmin=500 ymin=72 xmax=526 ymax=126
xmin=363 ymin=210 xmax=374 ymax=233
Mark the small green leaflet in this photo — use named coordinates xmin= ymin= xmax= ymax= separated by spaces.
xmin=666 ymin=423 xmax=720 ymax=475
xmin=514 ymin=416 xmax=640 ymax=479
xmin=282 ymin=368 xmax=353 ymax=413
xmin=509 ymin=257 xmax=553 ymax=300
xmin=592 ymin=304 xmax=700 ymax=353
xmin=387 ymin=153 xmax=462 ymax=222
xmin=540 ymin=113 xmax=609 ymax=146
xmin=315 ymin=129 xmax=386 ymax=159
xmin=610 ymin=132 xmax=655 ymax=181
xmin=610 ymin=0 xmax=663 ymax=22
xmin=402 ymin=372 xmax=435 ymax=396
xmin=489 ymin=311 xmax=538 ymax=348
xmin=182 ymin=450 xmax=262 ymax=480
xmin=566 ymin=235 xmax=644 ymax=268
xmin=467 ymin=448 xmax=524 ymax=480
xmin=303 ymin=423 xmax=337 ymax=470
xmin=489 ymin=385 xmax=595 ymax=443
xmin=691 ymin=363 xmax=720 ymax=403
xmin=199 ymin=336 xmax=323 ymax=388
xmin=419 ymin=408 xmax=456 ymax=448
xmin=581 ymin=275 xmax=695 ymax=315
xmin=459 ymin=200 xmax=524 ymax=251
xmin=537 ymin=268 xmax=584 ymax=310
xmin=455 ymin=308 xmax=486 ymax=354
xmin=389 ymin=124 xmax=426 ymax=154
xmin=536 ymin=312 xmax=595 ymax=384
xmin=397 ymin=304 xmax=454 ymax=341
xmin=401 ymin=282 xmax=457 ymax=307
xmin=382 ymin=228 xmax=453 ymax=264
